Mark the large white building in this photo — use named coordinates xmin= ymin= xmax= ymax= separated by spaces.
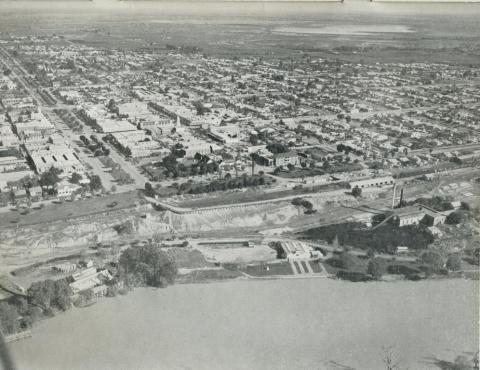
xmin=30 ymin=146 xmax=83 ymax=174
xmin=111 ymin=131 xmax=160 ymax=158
xmin=96 ymin=118 xmax=136 ymax=134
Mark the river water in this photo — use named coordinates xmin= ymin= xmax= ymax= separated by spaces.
xmin=10 ymin=278 xmax=479 ymax=370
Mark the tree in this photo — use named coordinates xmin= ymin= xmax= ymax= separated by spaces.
xmin=144 ymin=182 xmax=155 ymax=197
xmin=69 ymin=172 xmax=82 ymax=184
xmin=89 ymin=175 xmax=102 ymax=192
xmin=339 ymin=252 xmax=356 ymax=270
xmin=421 ymin=251 xmax=444 ymax=270
xmin=446 ymin=211 xmax=464 ymax=225
xmin=107 ymin=98 xmax=117 ymax=113
xmin=52 ymin=280 xmax=72 ymax=311
xmin=26 ymin=279 xmax=71 ymax=312
xmin=193 ymin=101 xmax=206 ymax=116
xmin=382 ymin=346 xmax=401 ymax=370
xmin=9 ymin=189 xmax=16 ymax=205
xmin=77 ymin=289 xmax=95 ymax=306
xmin=367 ymin=258 xmax=384 ymax=280
xmin=40 ymin=166 xmax=62 ymax=188
xmin=27 ymin=280 xmax=56 ymax=309
xmin=269 ymin=241 xmax=286 ymax=259
xmin=266 ymin=142 xmax=288 ymax=154
xmin=0 ymin=302 xmax=19 ymax=334
xmin=123 ymin=147 xmax=132 ymax=157
xmin=119 ymin=244 xmax=177 ymax=288
xmin=446 ymin=254 xmax=462 ymax=271
xmin=287 ymin=163 xmax=295 ymax=171
xmin=352 ymin=186 xmax=362 ymax=198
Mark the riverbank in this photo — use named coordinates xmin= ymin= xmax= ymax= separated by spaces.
xmin=9 ymin=278 xmax=479 ymax=370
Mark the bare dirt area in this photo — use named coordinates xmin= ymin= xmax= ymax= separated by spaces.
xmin=195 ymin=243 xmax=277 ymax=264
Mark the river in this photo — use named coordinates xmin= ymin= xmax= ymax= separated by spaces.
xmin=10 ymin=278 xmax=479 ymax=370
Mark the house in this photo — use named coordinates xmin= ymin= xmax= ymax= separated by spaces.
xmin=92 ymin=285 xmax=108 ymax=298
xmin=28 ymin=185 xmax=43 ymax=199
xmin=273 ymin=151 xmax=300 ymax=167
xmin=55 ymin=181 xmax=81 ymax=198
xmin=450 ymin=201 xmax=462 ymax=210
xmin=423 ymin=212 xmax=447 ymax=226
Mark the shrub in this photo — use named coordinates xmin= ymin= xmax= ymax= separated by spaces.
xmin=446 ymin=254 xmax=462 ymax=271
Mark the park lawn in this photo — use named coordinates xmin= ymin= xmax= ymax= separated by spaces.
xmin=241 ymin=261 xmax=294 ymax=277
xmin=309 ymin=260 xmax=323 ymax=273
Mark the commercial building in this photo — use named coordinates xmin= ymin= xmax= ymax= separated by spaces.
xmin=29 ymin=147 xmax=83 ymax=174
xmin=96 ymin=119 xmax=136 ymax=134
xmin=349 ymin=176 xmax=395 ymax=189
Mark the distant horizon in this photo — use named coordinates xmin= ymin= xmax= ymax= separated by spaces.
xmin=0 ymin=0 xmax=479 ymax=17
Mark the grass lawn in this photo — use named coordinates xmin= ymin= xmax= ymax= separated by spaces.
xmin=309 ymin=260 xmax=324 ymax=273
xmin=167 ymin=248 xmax=213 ymax=269
xmin=300 ymin=260 xmax=309 ymax=272
xmin=241 ymin=261 xmax=294 ymax=277
xmin=177 ymin=268 xmax=243 ymax=283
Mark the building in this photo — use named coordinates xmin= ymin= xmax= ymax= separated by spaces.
xmin=0 ymin=155 xmax=29 ymax=173
xmin=281 ymin=241 xmax=323 ymax=261
xmin=391 ymin=206 xmax=426 ymax=227
xmin=273 ymin=151 xmax=300 ymax=167
xmin=53 ymin=263 xmax=77 ymax=273
xmin=111 ymin=131 xmax=160 ymax=158
xmin=208 ymin=125 xmax=241 ymax=144
xmin=29 ymin=147 xmax=83 ymax=174
xmin=28 ymin=185 xmax=43 ymax=199
xmin=69 ymin=268 xmax=112 ymax=295
xmin=349 ymin=176 xmax=395 ymax=189
xmin=55 ymin=181 xmax=81 ymax=198
xmin=92 ymin=284 xmax=108 ymax=298
xmin=96 ymin=119 xmax=136 ymax=134
xmin=0 ymin=125 xmax=19 ymax=148
xmin=423 ymin=212 xmax=447 ymax=226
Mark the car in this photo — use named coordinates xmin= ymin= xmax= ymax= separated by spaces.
xmin=107 ymin=201 xmax=118 ymax=208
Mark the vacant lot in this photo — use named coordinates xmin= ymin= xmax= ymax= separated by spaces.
xmin=0 ymin=191 xmax=144 ymax=229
